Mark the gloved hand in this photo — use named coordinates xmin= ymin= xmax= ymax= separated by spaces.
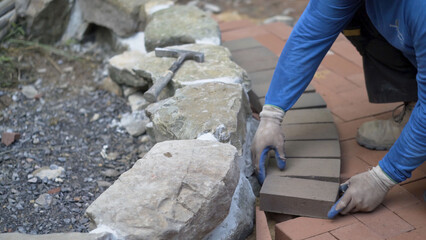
xmin=251 ymin=105 xmax=286 ymax=180
xmin=335 ymin=165 xmax=397 ymax=214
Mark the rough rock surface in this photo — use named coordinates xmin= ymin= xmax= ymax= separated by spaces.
xmin=78 ymin=0 xmax=149 ymax=37
xmin=108 ymin=51 xmax=150 ymax=88
xmin=205 ymin=175 xmax=255 ymax=240
xmin=145 ymin=82 xmax=251 ymax=150
xmin=144 ymin=5 xmax=220 ymax=51
xmin=132 ymin=44 xmax=250 ymax=90
xmin=86 ymin=140 xmax=239 ymax=240
xmin=24 ymin=0 xmax=72 ymax=43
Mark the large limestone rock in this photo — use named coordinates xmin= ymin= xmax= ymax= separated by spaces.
xmin=86 ymin=140 xmax=239 ymax=240
xmin=131 ymin=44 xmax=250 ymax=90
xmin=78 ymin=0 xmax=149 ymax=37
xmin=205 ymin=175 xmax=256 ymax=240
xmin=25 ymin=0 xmax=72 ymax=43
xmin=145 ymin=82 xmax=251 ymax=150
xmin=144 ymin=5 xmax=221 ymax=52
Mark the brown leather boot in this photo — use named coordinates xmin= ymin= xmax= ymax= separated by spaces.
xmin=356 ymin=102 xmax=416 ymax=150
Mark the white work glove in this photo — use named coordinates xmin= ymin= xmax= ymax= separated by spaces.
xmin=336 ymin=165 xmax=397 ymax=214
xmin=251 ymin=105 xmax=286 ymax=175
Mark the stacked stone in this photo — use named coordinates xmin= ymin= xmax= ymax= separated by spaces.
xmin=84 ymin=4 xmax=257 ymax=240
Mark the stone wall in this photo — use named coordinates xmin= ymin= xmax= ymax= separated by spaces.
xmin=5 ymin=2 xmax=258 ymax=239
xmin=84 ymin=4 xmax=258 ymax=240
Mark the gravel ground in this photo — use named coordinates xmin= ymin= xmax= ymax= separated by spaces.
xmin=0 ymin=44 xmax=153 ymax=234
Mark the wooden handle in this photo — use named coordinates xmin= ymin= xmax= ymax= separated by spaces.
xmin=144 ymin=71 xmax=174 ymax=102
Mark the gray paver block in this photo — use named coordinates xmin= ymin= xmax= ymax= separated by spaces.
xmin=249 ymin=70 xmax=315 ymax=98
xmin=283 ymin=108 xmax=334 ymax=124
xmin=231 ymin=47 xmax=278 ymax=73
xmin=282 ymin=123 xmax=338 ymax=140
xmin=285 ymin=140 xmax=341 ymax=158
xmin=223 ymin=37 xmax=263 ymax=52
xmin=291 ymin=92 xmax=326 ymax=109
xmin=260 ymin=176 xmax=339 ymax=218
xmin=267 ymin=158 xmax=341 ymax=182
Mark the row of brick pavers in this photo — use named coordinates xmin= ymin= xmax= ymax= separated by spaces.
xmin=218 ymin=19 xmax=425 ymax=240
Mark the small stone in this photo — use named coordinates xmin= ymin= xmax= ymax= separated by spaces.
xmin=99 ymin=77 xmax=123 ymax=96
xmin=63 ymin=66 xmax=73 ymax=72
xmin=12 ymin=172 xmax=19 ymax=181
xmin=28 ymin=177 xmax=38 ymax=183
xmin=120 ymin=111 xmax=150 ymax=137
xmin=32 ymin=166 xmax=64 ymax=180
xmin=57 ymin=157 xmax=66 ymax=162
xmin=54 ymin=177 xmax=64 ymax=183
xmin=35 ymin=193 xmax=53 ymax=208
xmin=22 ymin=85 xmax=39 ymax=99
xmin=128 ymin=93 xmax=149 ymax=111
xmin=47 ymin=187 xmax=61 ymax=194
xmin=97 ymin=180 xmax=112 ymax=188
xmin=32 ymin=137 xmax=40 ymax=144
xmin=90 ymin=113 xmax=100 ymax=122
xmin=106 ymin=152 xmax=119 ymax=161
xmin=37 ymin=68 xmax=47 ymax=73
xmin=101 ymin=169 xmax=120 ymax=178
xmin=1 ymin=132 xmax=21 ymax=146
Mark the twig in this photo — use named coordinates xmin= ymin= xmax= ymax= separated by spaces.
xmin=45 ymin=53 xmax=63 ymax=74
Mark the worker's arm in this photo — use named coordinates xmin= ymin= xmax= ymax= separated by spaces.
xmin=265 ymin=0 xmax=362 ymax=111
xmin=378 ymin=5 xmax=426 ymax=183
xmin=252 ymin=0 xmax=362 ymax=182
xmin=332 ymin=3 xmax=426 ymax=215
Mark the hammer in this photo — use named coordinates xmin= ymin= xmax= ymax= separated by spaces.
xmin=144 ymin=48 xmax=205 ymax=102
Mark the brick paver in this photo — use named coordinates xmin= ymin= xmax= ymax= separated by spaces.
xmin=219 ymin=19 xmax=426 ymax=240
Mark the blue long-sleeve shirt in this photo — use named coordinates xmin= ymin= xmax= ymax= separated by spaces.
xmin=265 ymin=0 xmax=426 ymax=182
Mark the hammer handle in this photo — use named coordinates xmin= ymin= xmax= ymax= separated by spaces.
xmin=144 ymin=70 xmax=174 ymax=102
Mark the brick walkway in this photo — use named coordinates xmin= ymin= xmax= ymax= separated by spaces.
xmin=218 ymin=20 xmax=426 ymax=240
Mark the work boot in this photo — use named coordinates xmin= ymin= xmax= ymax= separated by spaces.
xmin=356 ymin=102 xmax=416 ymax=150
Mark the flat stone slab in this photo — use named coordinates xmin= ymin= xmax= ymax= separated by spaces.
xmin=285 ymin=140 xmax=341 ymax=158
xmin=260 ymin=176 xmax=339 ymax=218
xmin=86 ymin=140 xmax=239 ymax=240
xmin=267 ymin=158 xmax=341 ymax=182
xmin=282 ymin=123 xmax=338 ymax=140
xmin=283 ymin=109 xmax=334 ymax=124
xmin=132 ymin=44 xmax=250 ymax=91
xmin=291 ymin=92 xmax=326 ymax=109
xmin=222 ymin=37 xmax=263 ymax=52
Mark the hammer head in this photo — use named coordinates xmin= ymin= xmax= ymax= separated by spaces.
xmin=155 ymin=47 xmax=204 ymax=63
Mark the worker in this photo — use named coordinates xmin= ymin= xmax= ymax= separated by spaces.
xmin=251 ymin=0 xmax=425 ymax=214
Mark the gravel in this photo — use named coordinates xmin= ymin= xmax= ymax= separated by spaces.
xmin=0 ymin=46 xmax=153 ymax=234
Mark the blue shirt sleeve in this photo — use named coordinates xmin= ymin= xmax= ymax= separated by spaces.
xmin=265 ymin=0 xmax=362 ymax=111
xmin=379 ymin=4 xmax=426 ymax=182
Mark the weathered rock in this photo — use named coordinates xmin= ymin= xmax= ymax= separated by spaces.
xmin=0 ymin=232 xmax=113 ymax=240
xmin=205 ymin=175 xmax=255 ymax=240
xmin=25 ymin=0 xmax=72 ymax=43
xmin=78 ymin=0 xmax=148 ymax=37
xmin=145 ymin=82 xmax=251 ymax=151
xmin=120 ymin=111 xmax=149 ymax=137
xmin=32 ymin=166 xmax=64 ymax=180
xmin=144 ymin=5 xmax=220 ymax=52
xmin=133 ymin=44 xmax=250 ymax=91
xmin=86 ymin=140 xmax=239 ymax=240
xmin=108 ymin=51 xmax=150 ymax=88
xmin=99 ymin=77 xmax=123 ymax=97
xmin=35 ymin=193 xmax=53 ymax=208
xmin=1 ymin=132 xmax=21 ymax=146
xmin=21 ymin=85 xmax=39 ymax=99
xmin=128 ymin=92 xmax=149 ymax=111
